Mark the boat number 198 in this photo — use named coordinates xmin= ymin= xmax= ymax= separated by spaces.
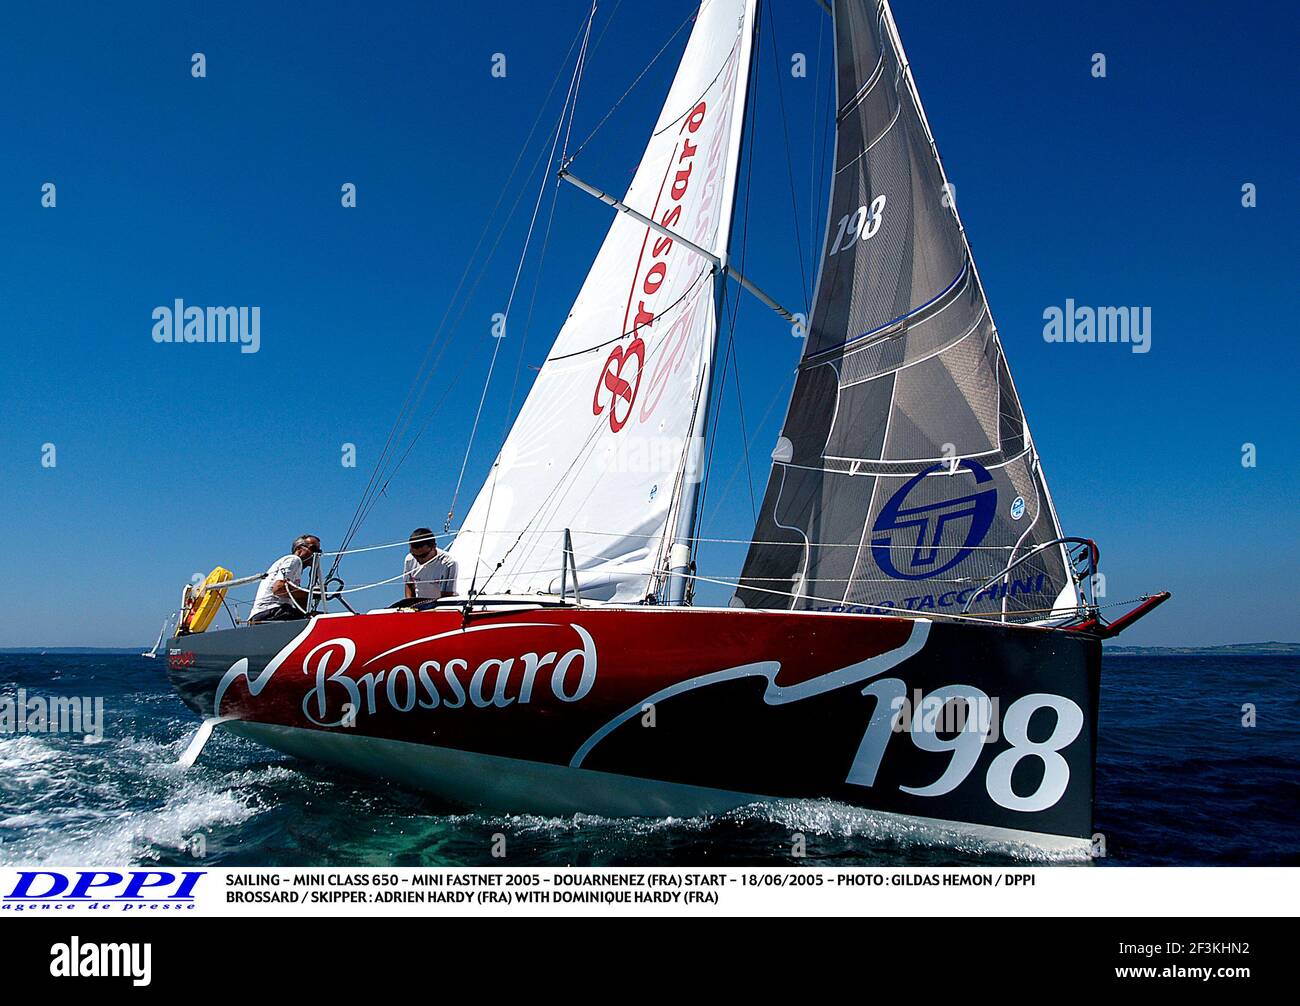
xmin=828 ymin=195 xmax=887 ymax=256
xmin=845 ymin=680 xmax=1084 ymax=813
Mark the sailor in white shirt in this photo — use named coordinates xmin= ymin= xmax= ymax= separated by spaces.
xmin=403 ymin=528 xmax=458 ymax=601
xmin=249 ymin=534 xmax=322 ymax=623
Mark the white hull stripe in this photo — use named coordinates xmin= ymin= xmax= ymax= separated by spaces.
xmin=569 ymin=619 xmax=930 ymax=767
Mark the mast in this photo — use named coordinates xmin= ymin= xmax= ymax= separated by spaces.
xmin=665 ymin=0 xmax=760 ymax=605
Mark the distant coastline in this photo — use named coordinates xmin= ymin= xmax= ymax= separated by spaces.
xmin=0 ymin=647 xmax=143 ymax=654
xmin=1103 ymin=641 xmax=1299 ymax=657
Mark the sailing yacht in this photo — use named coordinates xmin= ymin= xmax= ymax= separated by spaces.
xmin=165 ymin=0 xmax=1166 ymax=854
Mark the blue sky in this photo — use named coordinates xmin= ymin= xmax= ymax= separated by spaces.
xmin=1 ymin=0 xmax=1295 ymax=647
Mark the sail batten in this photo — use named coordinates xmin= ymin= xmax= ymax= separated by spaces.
xmin=450 ymin=0 xmax=759 ymax=603
xmin=735 ymin=0 xmax=1076 ymax=621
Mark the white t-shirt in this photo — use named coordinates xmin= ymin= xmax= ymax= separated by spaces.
xmin=250 ymin=554 xmax=304 ymax=619
xmin=403 ymin=549 xmax=458 ymax=599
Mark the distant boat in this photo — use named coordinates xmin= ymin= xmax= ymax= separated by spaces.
xmin=164 ymin=0 xmax=1166 ymax=854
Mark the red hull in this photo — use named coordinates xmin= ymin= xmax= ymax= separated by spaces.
xmin=168 ymin=604 xmax=1100 ymax=851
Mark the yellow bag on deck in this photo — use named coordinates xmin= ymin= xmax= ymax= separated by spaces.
xmin=179 ymin=567 xmax=233 ymax=634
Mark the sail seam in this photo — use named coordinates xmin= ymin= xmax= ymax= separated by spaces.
xmin=652 ymin=24 xmax=745 ymax=138
xmin=824 ymin=444 xmax=1002 ymax=467
xmin=772 ymin=444 xmax=1035 ymax=477
xmin=769 ymin=464 xmax=811 ymax=609
xmin=566 ymin=5 xmax=701 ymax=165
xmin=843 ymin=390 xmax=892 ymax=602
xmin=835 ymin=303 xmax=989 ymax=388
xmin=804 ymin=260 xmax=969 ymax=362
xmin=834 ymin=88 xmax=902 ymax=176
xmin=544 ymin=265 xmax=712 ymax=362
xmin=835 ymin=52 xmax=886 ymax=121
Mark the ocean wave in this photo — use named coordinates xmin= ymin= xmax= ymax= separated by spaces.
xmin=0 ymin=724 xmax=266 ymax=867
xmin=434 ymin=798 xmax=1087 ymax=863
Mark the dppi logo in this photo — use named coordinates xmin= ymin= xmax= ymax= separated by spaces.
xmin=871 ymin=460 xmax=997 ymax=580
xmin=594 ymin=100 xmax=709 ymax=433
xmin=3 ymin=871 xmax=202 ymax=911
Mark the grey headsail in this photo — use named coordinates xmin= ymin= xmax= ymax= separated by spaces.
xmin=733 ymin=0 xmax=1077 ymax=621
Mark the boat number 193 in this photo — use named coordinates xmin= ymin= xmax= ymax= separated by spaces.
xmin=845 ymin=680 xmax=1084 ymax=813
xmin=828 ymin=195 xmax=887 ymax=256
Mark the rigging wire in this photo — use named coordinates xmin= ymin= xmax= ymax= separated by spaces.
xmin=692 ymin=0 xmax=763 ymax=577
xmin=723 ymin=0 xmax=790 ymax=527
xmin=341 ymin=139 xmax=565 ymax=553
xmin=703 ymin=375 xmax=785 ymax=528
xmin=327 ymin=13 xmax=597 ymax=578
xmin=349 ymin=121 xmax=586 ymax=540
xmin=465 ymin=4 xmax=599 ymax=597
xmin=563 ymin=4 xmax=700 ymax=167
xmin=449 ymin=4 xmax=597 ymax=540
xmin=691 ymin=280 xmax=734 ymax=568
xmin=588 ymin=0 xmax=626 ymax=52
xmin=764 ymin=0 xmax=812 ymax=312
xmin=332 ymin=1 xmax=685 ymax=572
xmin=561 ymin=2 xmax=599 ymax=166
xmin=207 ymin=527 xmax=1109 ymax=626
xmin=480 ymin=83 xmax=580 ymax=524
xmin=727 ymin=336 xmax=758 ymax=523
xmin=226 ymin=523 xmax=1034 ymax=574
xmin=808 ymin=10 xmax=825 ymax=271
xmin=700 ymin=2 xmax=838 ymax=539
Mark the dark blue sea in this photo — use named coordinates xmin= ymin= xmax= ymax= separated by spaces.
xmin=1 ymin=653 xmax=1296 ymax=867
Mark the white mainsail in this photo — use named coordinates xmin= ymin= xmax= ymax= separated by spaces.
xmin=451 ymin=0 xmax=757 ymax=601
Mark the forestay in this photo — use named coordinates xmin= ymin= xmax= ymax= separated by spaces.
xmin=451 ymin=0 xmax=758 ymax=601
xmin=734 ymin=0 xmax=1077 ymax=621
